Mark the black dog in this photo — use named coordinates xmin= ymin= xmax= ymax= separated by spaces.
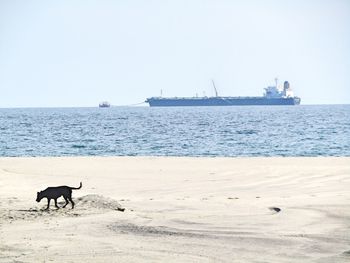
xmin=36 ymin=182 xmax=82 ymax=210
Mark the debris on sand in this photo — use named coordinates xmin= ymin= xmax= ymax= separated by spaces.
xmin=269 ymin=207 xmax=281 ymax=213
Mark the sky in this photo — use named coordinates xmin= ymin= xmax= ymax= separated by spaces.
xmin=0 ymin=0 xmax=349 ymax=107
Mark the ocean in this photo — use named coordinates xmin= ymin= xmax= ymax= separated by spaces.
xmin=0 ymin=105 xmax=349 ymax=157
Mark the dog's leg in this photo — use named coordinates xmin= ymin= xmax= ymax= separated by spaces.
xmin=69 ymin=197 xmax=75 ymax=209
xmin=54 ymin=199 xmax=59 ymax=209
xmin=46 ymin=199 xmax=51 ymax=210
xmin=63 ymin=196 xmax=69 ymax=208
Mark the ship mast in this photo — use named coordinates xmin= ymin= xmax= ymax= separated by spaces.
xmin=212 ymin=79 xmax=218 ymax=97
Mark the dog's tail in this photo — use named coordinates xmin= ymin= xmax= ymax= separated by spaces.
xmin=71 ymin=182 xmax=82 ymax=190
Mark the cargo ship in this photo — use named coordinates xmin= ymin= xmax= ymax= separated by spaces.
xmin=146 ymin=80 xmax=300 ymax=107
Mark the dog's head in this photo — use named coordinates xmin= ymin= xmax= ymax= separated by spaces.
xmin=36 ymin=191 xmax=42 ymax=202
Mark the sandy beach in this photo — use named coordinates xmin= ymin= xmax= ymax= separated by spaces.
xmin=0 ymin=157 xmax=349 ymax=262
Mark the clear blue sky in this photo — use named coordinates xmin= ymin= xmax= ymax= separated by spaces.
xmin=0 ymin=0 xmax=349 ymax=107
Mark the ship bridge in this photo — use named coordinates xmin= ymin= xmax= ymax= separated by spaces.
xmin=264 ymin=80 xmax=294 ymax=98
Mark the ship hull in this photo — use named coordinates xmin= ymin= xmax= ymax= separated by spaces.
xmin=146 ymin=97 xmax=301 ymax=107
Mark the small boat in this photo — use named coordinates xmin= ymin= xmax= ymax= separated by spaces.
xmin=99 ymin=101 xmax=111 ymax=108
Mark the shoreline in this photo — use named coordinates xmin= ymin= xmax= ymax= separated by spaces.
xmin=1 ymin=157 xmax=349 ymax=262
xmin=1 ymin=155 xmax=349 ymax=159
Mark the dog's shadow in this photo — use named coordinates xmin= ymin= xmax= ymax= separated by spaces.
xmin=17 ymin=208 xmax=64 ymax=213
xmin=16 ymin=207 xmax=77 ymax=215
xmin=17 ymin=209 xmax=41 ymax=213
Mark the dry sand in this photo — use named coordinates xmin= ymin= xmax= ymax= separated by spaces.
xmin=0 ymin=157 xmax=349 ymax=262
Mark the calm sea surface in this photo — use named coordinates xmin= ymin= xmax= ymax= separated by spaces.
xmin=0 ymin=105 xmax=349 ymax=157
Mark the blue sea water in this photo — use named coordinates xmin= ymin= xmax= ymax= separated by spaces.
xmin=0 ymin=105 xmax=349 ymax=157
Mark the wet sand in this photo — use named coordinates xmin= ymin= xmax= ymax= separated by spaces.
xmin=0 ymin=157 xmax=349 ymax=262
